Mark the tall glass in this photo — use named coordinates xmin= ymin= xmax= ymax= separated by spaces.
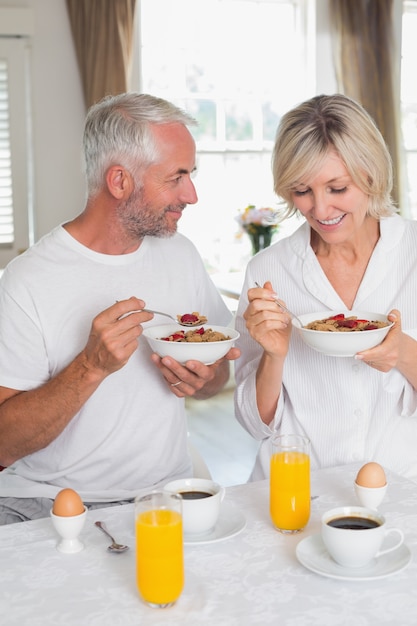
xmin=270 ymin=434 xmax=310 ymax=533
xmin=135 ymin=491 xmax=184 ymax=608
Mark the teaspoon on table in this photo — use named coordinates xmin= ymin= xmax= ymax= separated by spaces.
xmin=94 ymin=521 xmax=129 ymax=553
xmin=254 ymin=282 xmax=304 ymax=327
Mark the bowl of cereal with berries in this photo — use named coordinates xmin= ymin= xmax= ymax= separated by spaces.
xmin=143 ymin=322 xmax=239 ymax=365
xmin=292 ymin=310 xmax=393 ymax=357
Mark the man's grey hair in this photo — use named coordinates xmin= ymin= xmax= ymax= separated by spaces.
xmin=83 ymin=92 xmax=197 ymax=197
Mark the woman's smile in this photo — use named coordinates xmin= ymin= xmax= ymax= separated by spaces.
xmin=316 ymin=213 xmax=347 ymax=227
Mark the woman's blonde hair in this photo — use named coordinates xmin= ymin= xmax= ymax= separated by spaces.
xmin=272 ymin=94 xmax=396 ymax=219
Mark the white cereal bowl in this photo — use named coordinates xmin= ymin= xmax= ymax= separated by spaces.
xmin=143 ymin=324 xmax=239 ymax=365
xmin=292 ymin=310 xmax=393 ymax=357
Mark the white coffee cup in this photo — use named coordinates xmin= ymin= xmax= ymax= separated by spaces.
xmin=164 ymin=477 xmax=225 ymax=535
xmin=321 ymin=506 xmax=404 ymax=568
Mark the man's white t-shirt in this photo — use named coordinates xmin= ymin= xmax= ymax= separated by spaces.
xmin=0 ymin=226 xmax=231 ymax=501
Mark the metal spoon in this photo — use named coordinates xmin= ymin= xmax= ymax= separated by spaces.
xmin=254 ymin=282 xmax=304 ymax=327
xmin=143 ymin=309 xmax=205 ymax=326
xmin=117 ymin=304 xmax=204 ymax=326
xmin=94 ymin=521 xmax=129 ymax=553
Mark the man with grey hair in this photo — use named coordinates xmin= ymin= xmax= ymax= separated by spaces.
xmin=0 ymin=92 xmax=238 ymax=523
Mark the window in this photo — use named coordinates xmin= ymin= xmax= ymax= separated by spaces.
xmin=0 ymin=52 xmax=13 ymax=246
xmin=0 ymin=10 xmax=33 ymax=268
xmin=401 ymin=1 xmax=417 ymax=218
xmin=138 ymin=0 xmax=310 ymax=272
xmin=137 ymin=0 xmax=416 ymax=271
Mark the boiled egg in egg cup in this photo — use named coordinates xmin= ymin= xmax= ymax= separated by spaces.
xmin=50 ymin=488 xmax=87 ymax=553
xmin=354 ymin=462 xmax=387 ymax=509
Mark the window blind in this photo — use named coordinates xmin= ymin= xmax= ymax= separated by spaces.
xmin=0 ymin=57 xmax=13 ymax=246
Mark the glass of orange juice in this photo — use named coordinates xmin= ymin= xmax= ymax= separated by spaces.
xmin=270 ymin=434 xmax=310 ymax=533
xmin=135 ymin=491 xmax=184 ymax=608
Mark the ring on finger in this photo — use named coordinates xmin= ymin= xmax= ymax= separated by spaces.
xmin=171 ymin=380 xmax=182 ymax=387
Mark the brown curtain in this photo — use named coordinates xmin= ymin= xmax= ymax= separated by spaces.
xmin=329 ymin=0 xmax=401 ymax=207
xmin=66 ymin=0 xmax=137 ymax=109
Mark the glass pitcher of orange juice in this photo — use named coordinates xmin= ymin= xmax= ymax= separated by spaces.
xmin=270 ymin=434 xmax=310 ymax=533
xmin=135 ymin=491 xmax=183 ymax=608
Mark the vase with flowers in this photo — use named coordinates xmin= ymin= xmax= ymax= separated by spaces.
xmin=236 ymin=205 xmax=280 ymax=255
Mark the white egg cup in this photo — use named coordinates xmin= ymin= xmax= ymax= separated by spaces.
xmin=354 ymin=481 xmax=387 ymax=509
xmin=50 ymin=506 xmax=87 ymax=553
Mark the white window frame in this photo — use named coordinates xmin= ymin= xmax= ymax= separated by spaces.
xmin=0 ymin=8 xmax=34 ymax=268
xmin=400 ymin=0 xmax=417 ymax=219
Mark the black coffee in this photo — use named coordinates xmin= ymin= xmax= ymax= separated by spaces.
xmin=327 ymin=516 xmax=380 ymax=530
xmin=178 ymin=490 xmax=212 ymax=500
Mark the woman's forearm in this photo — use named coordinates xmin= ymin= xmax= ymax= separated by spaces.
xmin=255 ymin=352 xmax=285 ymax=424
xmin=397 ymin=333 xmax=417 ymax=390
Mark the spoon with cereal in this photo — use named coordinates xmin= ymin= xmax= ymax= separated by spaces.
xmin=143 ymin=310 xmax=207 ymax=326
xmin=118 ymin=304 xmax=207 ymax=327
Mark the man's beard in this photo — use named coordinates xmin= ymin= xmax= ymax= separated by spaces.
xmin=116 ymin=187 xmax=185 ymax=239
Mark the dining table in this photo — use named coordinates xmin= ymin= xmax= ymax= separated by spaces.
xmin=1 ymin=462 xmax=417 ymax=625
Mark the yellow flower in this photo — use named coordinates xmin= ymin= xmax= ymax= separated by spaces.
xmin=236 ymin=205 xmax=279 ymax=230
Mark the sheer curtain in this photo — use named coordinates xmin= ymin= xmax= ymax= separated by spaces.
xmin=66 ymin=0 xmax=136 ymax=109
xmin=329 ymin=0 xmax=401 ymax=208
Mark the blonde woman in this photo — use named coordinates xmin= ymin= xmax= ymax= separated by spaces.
xmin=235 ymin=94 xmax=417 ymax=481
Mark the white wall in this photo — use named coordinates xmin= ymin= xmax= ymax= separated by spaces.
xmin=1 ymin=0 xmax=86 ymax=240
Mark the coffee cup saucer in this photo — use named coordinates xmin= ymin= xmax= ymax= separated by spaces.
xmin=183 ymin=502 xmax=246 ymax=545
xmin=296 ymin=533 xmax=411 ymax=581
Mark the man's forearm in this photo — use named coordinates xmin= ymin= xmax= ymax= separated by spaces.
xmin=0 ymin=352 xmax=105 ymax=466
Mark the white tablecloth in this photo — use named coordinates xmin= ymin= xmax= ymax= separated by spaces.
xmin=1 ymin=463 xmax=417 ymax=625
